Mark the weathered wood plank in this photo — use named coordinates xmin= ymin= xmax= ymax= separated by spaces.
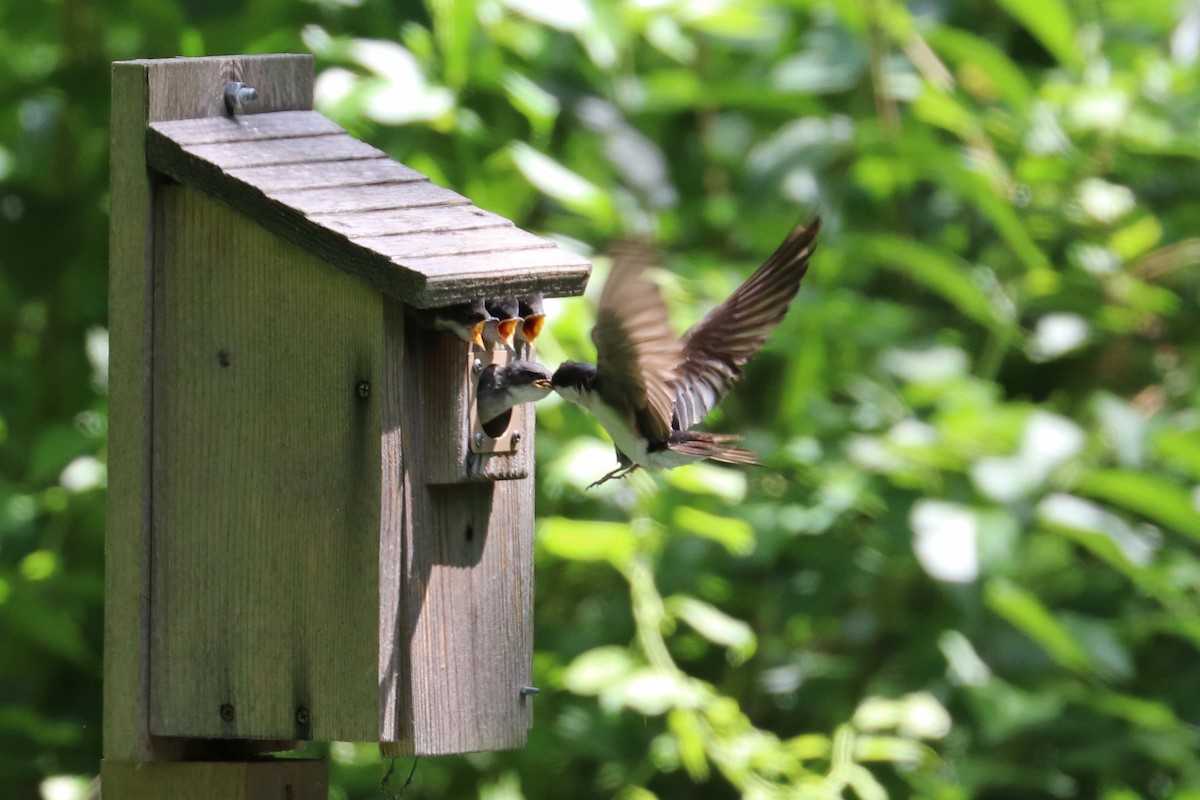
xmin=147 ymin=110 xmax=592 ymax=307
xmin=387 ymin=316 xmax=535 ymax=755
xmin=150 ymin=110 xmax=342 ymax=145
xmin=357 ymin=225 xmax=555 ymax=260
xmin=101 ymin=759 xmax=328 ymax=800
xmin=150 ymin=184 xmax=384 ymax=743
xmin=230 ymin=158 xmax=425 ymax=192
xmin=139 ymin=54 xmax=314 ymax=123
xmin=404 ymin=245 xmax=592 ymax=277
xmin=313 ymin=204 xmax=512 ymax=239
xmin=280 ymin=180 xmax=471 ymax=215
xmin=180 ymin=133 xmax=383 ymax=169
xmin=107 ymin=59 xmax=188 ymax=767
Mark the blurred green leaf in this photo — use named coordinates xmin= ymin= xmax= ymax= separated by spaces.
xmin=995 ymin=0 xmax=1080 ymax=67
xmin=985 ymin=578 xmax=1093 ymax=673
xmin=1076 ymin=469 xmax=1200 ymax=544
xmin=538 ymin=517 xmax=637 ymax=565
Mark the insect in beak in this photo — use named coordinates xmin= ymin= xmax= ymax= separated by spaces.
xmin=533 ymin=378 xmax=552 ymax=390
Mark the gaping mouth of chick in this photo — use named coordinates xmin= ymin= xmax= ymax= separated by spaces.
xmin=521 ymin=315 xmax=546 ymax=342
xmin=497 ymin=319 xmax=520 ymax=347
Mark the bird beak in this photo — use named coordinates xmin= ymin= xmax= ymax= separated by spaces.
xmin=533 ymin=378 xmax=552 ymax=390
xmin=470 ymin=322 xmax=485 ymax=349
xmin=522 ymin=314 xmax=546 ymax=343
xmin=498 ymin=319 xmax=519 ymax=349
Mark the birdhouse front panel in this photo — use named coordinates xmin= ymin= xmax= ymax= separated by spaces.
xmin=149 ymin=183 xmax=388 ymax=742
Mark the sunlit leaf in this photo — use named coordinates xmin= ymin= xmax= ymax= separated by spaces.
xmin=671 ymin=507 xmax=754 ymax=555
xmin=995 ymin=0 xmax=1080 ymax=67
xmin=1076 ymin=469 xmax=1200 ymax=544
xmin=538 ymin=517 xmax=637 ymax=565
xmin=666 ymin=595 xmax=756 ymax=660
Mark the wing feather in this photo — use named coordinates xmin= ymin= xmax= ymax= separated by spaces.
xmin=593 ymin=242 xmax=681 ymax=442
xmin=673 ymin=217 xmax=819 ymax=431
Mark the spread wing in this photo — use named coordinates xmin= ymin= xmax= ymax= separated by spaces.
xmin=592 ymin=242 xmax=682 ymax=442
xmin=673 ymin=217 xmax=820 ymax=431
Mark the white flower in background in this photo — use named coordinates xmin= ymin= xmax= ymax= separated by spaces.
xmin=1030 ymin=313 xmax=1090 ymax=361
xmin=60 ymin=456 xmax=105 ymax=493
xmin=1077 ymin=177 xmax=1135 ymax=224
xmin=911 ymin=500 xmax=979 ymax=583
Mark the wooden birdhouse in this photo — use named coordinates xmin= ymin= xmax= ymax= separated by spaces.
xmin=103 ymin=54 xmax=590 ymax=797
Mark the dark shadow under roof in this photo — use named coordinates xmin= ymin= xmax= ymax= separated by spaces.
xmin=147 ymin=110 xmax=591 ymax=308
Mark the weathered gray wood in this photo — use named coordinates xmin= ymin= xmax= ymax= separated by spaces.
xmin=146 ymin=109 xmax=591 ymax=308
xmin=150 ymin=184 xmax=385 ymax=742
xmin=358 ymin=225 xmax=555 ymax=260
xmin=139 ymin=54 xmax=314 ymax=123
xmin=181 ymin=133 xmax=384 ymax=169
xmin=405 ymin=246 xmax=593 ymax=276
xmin=275 ymin=179 xmax=469 ymax=215
xmin=421 ymin=335 xmax=533 ymax=485
xmin=314 ymin=204 xmax=511 ymax=239
xmin=101 ymin=759 xmax=328 ymax=800
xmin=386 ymin=312 xmax=536 ymax=755
xmin=230 ymin=158 xmax=425 ymax=192
xmin=151 ymin=109 xmax=341 ymax=144
xmin=107 ymin=59 xmax=184 ymax=767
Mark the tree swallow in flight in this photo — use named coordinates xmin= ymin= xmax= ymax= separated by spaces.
xmin=551 ymin=218 xmax=819 ymax=487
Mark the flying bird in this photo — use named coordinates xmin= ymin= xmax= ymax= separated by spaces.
xmin=476 ymin=360 xmax=553 ymax=425
xmin=551 ymin=217 xmax=819 ymax=487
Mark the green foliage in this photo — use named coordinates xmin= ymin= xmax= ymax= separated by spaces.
xmin=3 ymin=0 xmax=1200 ymax=798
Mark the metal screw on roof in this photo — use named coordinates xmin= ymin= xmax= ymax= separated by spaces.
xmin=224 ymin=81 xmax=259 ymax=115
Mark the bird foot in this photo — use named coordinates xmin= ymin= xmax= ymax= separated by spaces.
xmin=587 ymin=463 xmax=640 ymax=489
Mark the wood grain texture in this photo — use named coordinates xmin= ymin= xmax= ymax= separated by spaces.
xmin=313 ymin=204 xmax=512 ymax=239
xmin=229 ymin=158 xmax=425 ymax=192
xmin=383 ymin=311 xmax=535 ymax=755
xmin=107 ymin=53 xmax=316 ymax=766
xmin=150 ymin=109 xmax=341 ymax=144
xmin=182 ymin=133 xmax=384 ymax=169
xmin=146 ymin=108 xmax=591 ymax=308
xmin=131 ymin=54 xmax=314 ymax=122
xmin=106 ymin=59 xmax=180 ymax=766
xmin=150 ymin=185 xmax=384 ymax=742
xmin=101 ymin=759 xmax=328 ymax=800
xmin=357 ymin=225 xmax=555 ymax=260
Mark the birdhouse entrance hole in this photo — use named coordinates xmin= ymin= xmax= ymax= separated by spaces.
xmin=469 ymin=347 xmax=525 ymax=449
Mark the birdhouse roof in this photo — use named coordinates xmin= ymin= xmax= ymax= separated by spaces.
xmin=146 ymin=110 xmax=591 ymax=308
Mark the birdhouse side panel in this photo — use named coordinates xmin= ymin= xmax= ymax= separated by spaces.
xmin=149 ymin=185 xmax=385 ymax=742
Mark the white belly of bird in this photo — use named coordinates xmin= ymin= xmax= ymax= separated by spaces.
xmin=562 ymin=389 xmax=702 ymax=470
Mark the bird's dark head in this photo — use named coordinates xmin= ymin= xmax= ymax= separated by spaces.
xmin=551 ymin=361 xmax=598 ymax=406
xmin=496 ymin=360 xmax=553 ymax=395
xmin=476 ymin=360 xmax=553 ymax=427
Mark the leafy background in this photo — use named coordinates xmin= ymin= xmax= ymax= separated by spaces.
xmin=3 ymin=0 xmax=1200 ymax=797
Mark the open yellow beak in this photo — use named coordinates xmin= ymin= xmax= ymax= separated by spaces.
xmin=498 ymin=319 xmax=519 ymax=349
xmin=521 ymin=314 xmax=546 ymax=343
xmin=470 ymin=322 xmax=486 ymax=349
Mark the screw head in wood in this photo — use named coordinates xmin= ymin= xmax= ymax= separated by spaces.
xmin=520 ymin=685 xmax=541 ymax=696
xmin=356 ymin=380 xmax=371 ymax=398
xmin=223 ymin=81 xmax=259 ymax=115
xmin=474 ymin=431 xmax=485 ymax=447
xmin=473 ymin=358 xmax=483 ymax=374
xmin=511 ymin=430 xmax=522 ymax=446
xmin=220 ymin=703 xmax=236 ymax=722
xmin=295 ymin=706 xmax=311 ymax=725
